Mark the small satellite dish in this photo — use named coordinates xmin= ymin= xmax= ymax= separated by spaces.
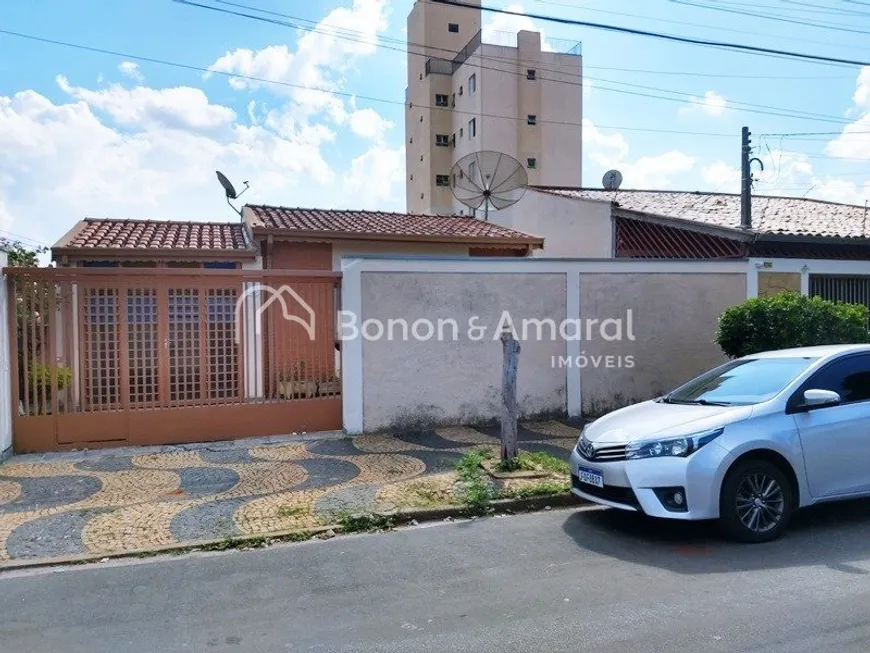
xmin=450 ymin=151 xmax=528 ymax=221
xmin=602 ymin=169 xmax=623 ymax=191
xmin=215 ymin=170 xmax=250 ymax=217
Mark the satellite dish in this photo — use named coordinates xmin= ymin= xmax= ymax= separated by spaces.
xmin=450 ymin=151 xmax=528 ymax=221
xmin=602 ymin=169 xmax=623 ymax=191
xmin=215 ymin=170 xmax=250 ymax=217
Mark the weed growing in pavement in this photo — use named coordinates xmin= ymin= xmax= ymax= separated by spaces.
xmin=277 ymin=505 xmax=306 ymax=518
xmin=496 ymin=451 xmax=570 ymax=475
xmin=454 ymin=450 xmax=499 ymax=515
xmin=499 ymin=480 xmax=570 ymax=500
xmin=332 ymin=511 xmax=396 ymax=533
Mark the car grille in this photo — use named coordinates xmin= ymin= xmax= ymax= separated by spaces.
xmin=571 ymin=474 xmax=639 ymax=508
xmin=576 ymin=442 xmax=628 ymax=462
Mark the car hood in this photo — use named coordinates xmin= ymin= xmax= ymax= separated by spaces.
xmin=584 ymin=400 xmax=753 ymax=444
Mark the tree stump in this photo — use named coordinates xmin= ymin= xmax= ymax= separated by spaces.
xmin=500 ymin=329 xmax=521 ymax=461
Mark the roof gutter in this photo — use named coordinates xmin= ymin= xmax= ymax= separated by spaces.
xmin=249 ymin=228 xmax=544 ymax=248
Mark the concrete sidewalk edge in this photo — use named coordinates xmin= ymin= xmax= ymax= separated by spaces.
xmin=0 ymin=493 xmax=584 ymax=572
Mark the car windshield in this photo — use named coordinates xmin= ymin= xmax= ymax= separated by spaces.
xmin=663 ymin=356 xmax=818 ymax=406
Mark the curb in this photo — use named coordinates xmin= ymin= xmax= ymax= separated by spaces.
xmin=0 ymin=493 xmax=583 ymax=572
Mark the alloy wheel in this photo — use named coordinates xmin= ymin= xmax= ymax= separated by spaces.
xmin=735 ymin=473 xmax=785 ymax=533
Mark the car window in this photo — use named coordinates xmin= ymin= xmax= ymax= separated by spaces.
xmin=666 ymin=357 xmax=817 ymax=405
xmin=801 ymin=354 xmax=870 ymax=405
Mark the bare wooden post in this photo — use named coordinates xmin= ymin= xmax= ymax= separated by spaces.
xmin=500 ymin=328 xmax=521 ymax=461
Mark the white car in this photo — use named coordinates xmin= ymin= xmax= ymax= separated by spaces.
xmin=570 ymin=344 xmax=870 ymax=542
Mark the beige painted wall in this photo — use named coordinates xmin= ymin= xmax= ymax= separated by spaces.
xmin=578 ymin=273 xmax=747 ymax=414
xmin=758 ymin=271 xmax=800 ymax=297
xmin=359 ymin=272 xmax=567 ymax=431
xmin=491 ymin=190 xmax=613 ymax=258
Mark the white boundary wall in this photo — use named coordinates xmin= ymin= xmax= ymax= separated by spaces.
xmin=0 ymin=251 xmax=11 ymax=458
xmin=341 ymin=256 xmax=748 ymax=434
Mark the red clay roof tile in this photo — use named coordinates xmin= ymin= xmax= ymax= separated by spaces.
xmin=244 ymin=205 xmax=542 ymax=243
xmin=56 ymin=219 xmax=252 ymax=252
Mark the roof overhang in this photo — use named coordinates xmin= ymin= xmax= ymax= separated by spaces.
xmin=51 ymin=247 xmax=258 ymax=263
xmin=249 ymin=227 xmax=544 ymax=249
xmin=612 ymin=208 xmax=754 ymax=241
xmin=751 ymin=233 xmax=870 ymax=247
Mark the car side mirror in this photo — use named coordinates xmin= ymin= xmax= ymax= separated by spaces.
xmin=801 ymin=389 xmax=841 ymax=409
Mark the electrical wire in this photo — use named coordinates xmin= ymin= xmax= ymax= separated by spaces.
xmin=173 ymin=0 xmax=859 ymax=125
xmin=429 ymin=0 xmax=870 ymax=67
xmin=0 ymin=26 xmax=736 ymax=136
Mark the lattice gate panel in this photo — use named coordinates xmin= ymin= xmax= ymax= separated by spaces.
xmin=206 ymin=288 xmax=240 ymax=400
xmin=168 ymin=288 xmax=202 ymax=403
xmin=81 ymin=287 xmax=120 ymax=410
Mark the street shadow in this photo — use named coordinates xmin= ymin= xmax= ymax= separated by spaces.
xmin=561 ymin=497 xmax=870 ymax=575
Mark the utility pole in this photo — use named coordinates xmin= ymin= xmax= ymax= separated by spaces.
xmin=740 ymin=126 xmax=764 ymax=230
xmin=741 ymin=126 xmax=752 ymax=230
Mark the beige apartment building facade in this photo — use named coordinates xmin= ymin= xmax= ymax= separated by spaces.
xmin=405 ymin=0 xmax=583 ymax=216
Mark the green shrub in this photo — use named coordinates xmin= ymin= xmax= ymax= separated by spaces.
xmin=717 ymin=292 xmax=870 ymax=359
xmin=28 ymin=363 xmax=72 ymax=390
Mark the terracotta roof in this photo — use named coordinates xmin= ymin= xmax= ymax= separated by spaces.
xmin=244 ymin=205 xmax=543 ymax=245
xmin=536 ymin=188 xmax=870 ymax=239
xmin=54 ymin=218 xmax=253 ymax=253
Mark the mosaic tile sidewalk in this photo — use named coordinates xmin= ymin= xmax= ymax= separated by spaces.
xmin=0 ymin=420 xmax=581 ymax=564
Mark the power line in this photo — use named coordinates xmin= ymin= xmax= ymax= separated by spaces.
xmin=670 ymin=0 xmax=870 ymax=35
xmin=174 ymin=0 xmax=858 ymax=125
xmin=534 ymin=0 xmax=870 ymax=50
xmin=0 ymin=27 xmax=735 ymax=136
xmin=431 ymin=0 xmax=870 ymax=67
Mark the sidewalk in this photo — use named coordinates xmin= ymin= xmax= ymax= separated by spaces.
xmin=0 ymin=420 xmax=580 ymax=565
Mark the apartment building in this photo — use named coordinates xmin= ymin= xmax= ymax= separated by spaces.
xmin=405 ymin=0 xmax=583 ymax=215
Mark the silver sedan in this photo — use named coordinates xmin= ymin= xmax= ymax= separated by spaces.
xmin=570 ymin=344 xmax=870 ymax=542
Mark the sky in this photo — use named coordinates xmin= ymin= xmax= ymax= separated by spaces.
xmin=1 ymin=0 xmax=869 ymax=253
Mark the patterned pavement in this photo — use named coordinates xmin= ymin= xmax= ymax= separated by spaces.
xmin=0 ymin=420 xmax=581 ymax=564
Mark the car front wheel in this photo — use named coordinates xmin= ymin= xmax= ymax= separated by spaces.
xmin=719 ymin=459 xmax=794 ymax=543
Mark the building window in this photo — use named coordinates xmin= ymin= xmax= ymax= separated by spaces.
xmin=435 ymin=93 xmax=449 ymax=107
xmin=459 ymin=85 xmax=463 ymax=95
xmin=410 ymin=137 xmax=413 ymax=144
xmin=451 ymin=133 xmax=456 ymax=147
xmin=469 ymin=118 xmax=476 ymax=137
xmin=527 ymin=69 xmax=536 ymax=80
xmin=460 ymin=127 xmax=464 ymax=137
xmin=469 ymin=73 xmax=476 ymax=93
xmin=527 ymin=158 xmax=537 ymax=169
xmin=448 ymin=23 xmax=459 ymax=33
xmin=436 ymin=134 xmax=450 ymax=147
xmin=436 ymin=175 xmax=450 ymax=187
xmin=421 ymin=193 xmax=424 ymax=199
xmin=410 ymin=174 xmax=413 ymax=180
xmin=420 ymin=116 xmax=423 ymax=122
xmin=451 ymin=93 xmax=456 ymax=107
xmin=420 ymin=155 xmax=424 ymax=161
xmin=527 ymin=114 xmax=537 ymax=125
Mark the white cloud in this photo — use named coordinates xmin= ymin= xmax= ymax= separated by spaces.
xmin=344 ymin=145 xmax=405 ymax=206
xmin=348 ymin=107 xmax=394 ymax=142
xmin=853 ymin=66 xmax=870 ymax=109
xmin=825 ymin=67 xmax=870 ymax=162
xmin=482 ymin=3 xmax=556 ymax=52
xmin=582 ymin=118 xmax=629 ymax=168
xmin=679 ymin=91 xmax=728 ymax=118
xmin=619 ymin=151 xmax=696 ymax=188
xmin=701 ymin=161 xmax=740 ymax=192
xmin=118 ymin=61 xmax=143 ymax=82
xmin=207 ymin=0 xmax=389 ymax=120
xmin=56 ymin=76 xmax=236 ymax=131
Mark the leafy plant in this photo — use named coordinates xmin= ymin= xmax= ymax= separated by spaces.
xmin=454 ymin=450 xmax=498 ymax=514
xmin=717 ymin=292 xmax=870 ymax=359
xmin=499 ymin=480 xmax=570 ymax=499
xmin=28 ymin=363 xmax=72 ymax=390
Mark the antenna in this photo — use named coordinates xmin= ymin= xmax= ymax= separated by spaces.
xmin=216 ymin=170 xmax=250 ymax=218
xmin=449 ymin=151 xmax=528 ymax=221
xmin=602 ymin=169 xmax=623 ymax=193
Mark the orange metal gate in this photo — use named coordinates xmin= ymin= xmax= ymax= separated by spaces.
xmin=6 ymin=267 xmax=342 ymax=453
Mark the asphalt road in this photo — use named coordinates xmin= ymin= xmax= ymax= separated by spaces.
xmin=3 ymin=501 xmax=870 ymax=653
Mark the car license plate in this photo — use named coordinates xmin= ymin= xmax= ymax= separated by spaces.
xmin=577 ymin=466 xmax=604 ymax=488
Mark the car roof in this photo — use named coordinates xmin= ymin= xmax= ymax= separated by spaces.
xmin=746 ymin=344 xmax=870 ymax=359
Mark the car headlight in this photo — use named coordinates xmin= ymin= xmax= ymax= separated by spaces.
xmin=625 ymin=428 xmax=724 ymax=460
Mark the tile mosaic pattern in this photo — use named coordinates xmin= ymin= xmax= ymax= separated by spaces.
xmin=0 ymin=421 xmax=580 ymax=563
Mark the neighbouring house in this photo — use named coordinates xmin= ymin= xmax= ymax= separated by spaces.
xmin=491 ymin=187 xmax=870 ymax=308
xmin=52 ymin=219 xmax=258 ymax=268
xmin=52 ymin=208 xmax=544 ymax=268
